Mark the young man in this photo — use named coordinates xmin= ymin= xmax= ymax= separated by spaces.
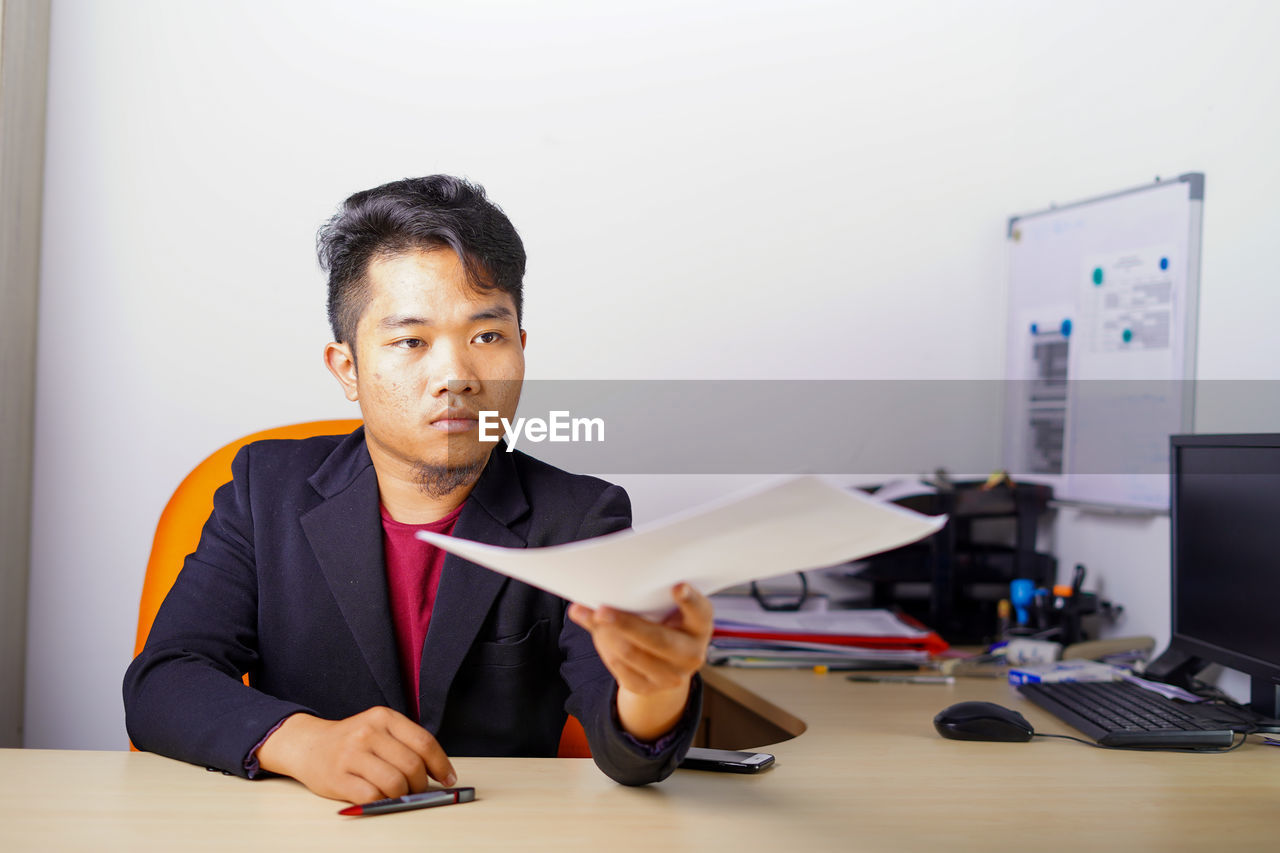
xmin=124 ymin=175 xmax=712 ymax=803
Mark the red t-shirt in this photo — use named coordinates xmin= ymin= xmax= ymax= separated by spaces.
xmin=380 ymin=501 xmax=464 ymax=719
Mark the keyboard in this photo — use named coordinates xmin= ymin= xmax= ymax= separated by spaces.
xmin=1017 ymin=680 xmax=1236 ymax=748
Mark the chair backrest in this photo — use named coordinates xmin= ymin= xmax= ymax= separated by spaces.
xmin=133 ymin=420 xmax=363 ymax=658
xmin=132 ymin=418 xmax=592 ymax=758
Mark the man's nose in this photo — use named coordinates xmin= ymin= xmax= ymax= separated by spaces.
xmin=429 ymin=342 xmax=480 ymax=397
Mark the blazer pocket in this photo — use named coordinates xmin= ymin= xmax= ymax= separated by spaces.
xmin=469 ymin=618 xmax=551 ymax=668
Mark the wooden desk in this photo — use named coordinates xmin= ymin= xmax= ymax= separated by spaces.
xmin=3 ymin=670 xmax=1278 ymax=851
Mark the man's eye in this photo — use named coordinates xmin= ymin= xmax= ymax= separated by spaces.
xmin=394 ymin=338 xmax=424 ymax=349
xmin=474 ymin=331 xmax=503 ymax=344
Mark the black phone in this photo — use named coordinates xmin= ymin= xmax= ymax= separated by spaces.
xmin=678 ymin=746 xmax=775 ymax=773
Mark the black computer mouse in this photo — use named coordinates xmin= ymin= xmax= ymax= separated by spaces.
xmin=933 ymin=701 xmax=1035 ymax=742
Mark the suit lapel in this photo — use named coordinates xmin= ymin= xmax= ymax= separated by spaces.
xmin=300 ymin=460 xmax=408 ymax=716
xmin=417 ymin=447 xmax=529 ymax=733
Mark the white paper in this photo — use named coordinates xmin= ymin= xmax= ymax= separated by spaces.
xmin=417 ymin=475 xmax=947 ymax=616
xmin=709 ymin=597 xmax=930 ymax=638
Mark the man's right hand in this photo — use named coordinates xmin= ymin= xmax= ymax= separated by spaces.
xmin=256 ymin=707 xmax=456 ymax=804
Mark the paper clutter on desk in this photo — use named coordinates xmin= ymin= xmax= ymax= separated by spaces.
xmin=707 ymin=596 xmax=948 ymax=667
xmin=1001 ymin=638 xmax=1062 ymax=665
xmin=1007 ymin=659 xmax=1122 ymax=685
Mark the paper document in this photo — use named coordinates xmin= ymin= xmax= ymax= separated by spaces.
xmin=417 ymin=475 xmax=946 ymax=615
xmin=708 ymin=648 xmax=930 ymax=667
xmin=710 ymin=597 xmax=932 ymax=638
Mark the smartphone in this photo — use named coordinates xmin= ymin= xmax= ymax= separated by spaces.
xmin=678 ymin=746 xmax=775 ymax=773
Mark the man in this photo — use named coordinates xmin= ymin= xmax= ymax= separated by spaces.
xmin=124 ymin=175 xmax=712 ymax=803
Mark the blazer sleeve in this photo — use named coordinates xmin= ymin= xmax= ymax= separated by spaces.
xmin=558 ymin=484 xmax=703 ymax=786
xmin=123 ymin=445 xmax=313 ymax=776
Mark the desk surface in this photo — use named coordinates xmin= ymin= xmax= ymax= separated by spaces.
xmin=3 ymin=670 xmax=1278 ymax=852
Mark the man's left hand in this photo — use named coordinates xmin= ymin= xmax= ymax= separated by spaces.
xmin=567 ymin=583 xmax=714 ymax=741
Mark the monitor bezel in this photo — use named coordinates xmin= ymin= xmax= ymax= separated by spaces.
xmin=1168 ymin=433 xmax=1280 ymax=692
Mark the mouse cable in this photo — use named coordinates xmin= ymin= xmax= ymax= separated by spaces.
xmin=1153 ymin=677 xmax=1280 ymax=728
xmin=1031 ymin=730 xmax=1251 ymax=754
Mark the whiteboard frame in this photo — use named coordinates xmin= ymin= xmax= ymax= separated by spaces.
xmin=1003 ymin=173 xmax=1204 ymax=513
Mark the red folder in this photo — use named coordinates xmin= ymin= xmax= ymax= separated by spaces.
xmin=712 ymin=625 xmax=949 ymax=656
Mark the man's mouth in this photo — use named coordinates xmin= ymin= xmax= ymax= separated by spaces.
xmin=429 ymin=409 xmax=480 ymax=433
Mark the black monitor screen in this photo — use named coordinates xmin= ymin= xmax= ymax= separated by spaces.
xmin=1173 ymin=437 xmax=1280 ymax=676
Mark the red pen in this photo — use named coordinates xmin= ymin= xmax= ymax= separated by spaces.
xmin=338 ymin=787 xmax=476 ymax=817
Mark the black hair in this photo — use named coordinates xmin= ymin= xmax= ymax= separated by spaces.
xmin=316 ymin=175 xmax=526 ymax=348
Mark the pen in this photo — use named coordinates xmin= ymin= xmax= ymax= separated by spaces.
xmin=811 ymin=662 xmax=923 ymax=674
xmin=338 ymin=786 xmax=476 ymax=817
xmin=846 ymin=675 xmax=955 ymax=685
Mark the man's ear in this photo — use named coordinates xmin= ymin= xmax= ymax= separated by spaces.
xmin=519 ymin=328 xmax=527 ymax=350
xmin=324 ymin=341 xmax=359 ymax=402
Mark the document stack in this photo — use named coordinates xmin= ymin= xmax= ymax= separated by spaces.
xmin=708 ymin=595 xmax=948 ymax=669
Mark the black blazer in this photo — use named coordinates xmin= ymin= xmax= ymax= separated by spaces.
xmin=124 ymin=428 xmax=699 ymax=786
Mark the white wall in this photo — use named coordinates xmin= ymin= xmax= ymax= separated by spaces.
xmin=27 ymin=0 xmax=1280 ymax=748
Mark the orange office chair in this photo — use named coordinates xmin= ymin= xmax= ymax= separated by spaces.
xmin=133 ymin=419 xmax=363 ymax=659
xmin=132 ymin=418 xmax=591 ymax=758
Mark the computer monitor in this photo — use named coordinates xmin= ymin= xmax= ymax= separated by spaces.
xmin=1145 ymin=434 xmax=1280 ymax=720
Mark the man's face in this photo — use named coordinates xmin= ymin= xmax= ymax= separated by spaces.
xmin=327 ymin=248 xmax=526 ymax=495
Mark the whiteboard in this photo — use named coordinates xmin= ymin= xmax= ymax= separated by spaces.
xmin=1003 ymin=174 xmax=1203 ymax=510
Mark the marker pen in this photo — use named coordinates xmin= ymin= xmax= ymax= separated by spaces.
xmin=339 ymin=787 xmax=476 ymax=817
